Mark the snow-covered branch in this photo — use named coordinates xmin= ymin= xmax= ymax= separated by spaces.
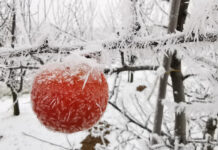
xmin=0 ymin=40 xmax=83 ymax=58
xmin=104 ymin=65 xmax=158 ymax=74
xmin=103 ymin=32 xmax=218 ymax=49
xmin=0 ymin=32 xmax=217 ymax=59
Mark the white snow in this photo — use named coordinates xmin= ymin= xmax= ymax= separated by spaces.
xmin=0 ymin=95 xmax=89 ymax=150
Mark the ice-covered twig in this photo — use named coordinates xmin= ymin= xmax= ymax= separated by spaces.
xmin=0 ymin=63 xmax=158 ymax=84
xmin=103 ymin=32 xmax=218 ymax=50
xmin=22 ymin=132 xmax=75 ymax=150
xmin=109 ymin=101 xmax=152 ymax=133
xmin=0 ymin=65 xmax=39 ymax=70
xmin=0 ymin=32 xmax=217 ymax=59
xmin=2 ymin=64 xmax=158 ymax=73
xmin=0 ymin=40 xmax=82 ymax=58
xmin=104 ymin=65 xmax=158 ymax=74
xmin=108 ymin=101 xmax=171 ymax=139
xmin=187 ymin=139 xmax=218 ymax=145
xmin=65 ymin=135 xmax=74 ymax=149
xmin=109 ymin=74 xmax=119 ymax=100
xmin=195 ymin=57 xmax=218 ymax=69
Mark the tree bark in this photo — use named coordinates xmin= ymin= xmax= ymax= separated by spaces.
xmin=176 ymin=0 xmax=189 ymax=32
xmin=170 ymin=53 xmax=186 ymax=145
xmin=10 ymin=0 xmax=20 ymax=116
xmin=128 ymin=0 xmax=138 ymax=83
xmin=170 ymin=0 xmax=189 ymax=146
xmin=151 ymin=55 xmax=172 ymax=145
xmin=203 ymin=118 xmax=217 ymax=150
xmin=11 ymin=87 xmax=20 ymax=116
xmin=128 ymin=55 xmax=135 ymax=83
xmin=11 ymin=0 xmax=16 ymax=49
xmin=151 ymin=0 xmax=182 ymax=145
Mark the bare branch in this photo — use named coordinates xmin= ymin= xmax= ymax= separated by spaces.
xmin=109 ymin=101 xmax=152 ymax=133
xmin=108 ymin=101 xmax=171 ymax=139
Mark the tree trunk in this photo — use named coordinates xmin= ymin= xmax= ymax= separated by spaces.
xmin=10 ymin=0 xmax=20 ymax=116
xmin=151 ymin=0 xmax=182 ymax=145
xmin=151 ymin=55 xmax=172 ymax=145
xmin=176 ymin=0 xmax=189 ymax=32
xmin=128 ymin=55 xmax=135 ymax=83
xmin=11 ymin=88 xmax=20 ymax=116
xmin=170 ymin=0 xmax=189 ymax=146
xmin=170 ymin=53 xmax=186 ymax=145
xmin=11 ymin=0 xmax=16 ymax=49
xmin=203 ymin=118 xmax=217 ymax=150
xmin=127 ymin=0 xmax=138 ymax=83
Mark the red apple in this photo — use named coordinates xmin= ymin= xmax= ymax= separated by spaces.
xmin=31 ymin=63 xmax=108 ymax=133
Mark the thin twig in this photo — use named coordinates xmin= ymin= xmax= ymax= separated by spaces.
xmin=109 ymin=101 xmax=171 ymax=139
xmin=22 ymin=132 xmax=74 ymax=150
xmin=65 ymin=135 xmax=74 ymax=149
xmin=109 ymin=74 xmax=119 ymax=99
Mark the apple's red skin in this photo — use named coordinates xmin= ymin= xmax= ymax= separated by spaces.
xmin=31 ymin=64 xmax=108 ymax=133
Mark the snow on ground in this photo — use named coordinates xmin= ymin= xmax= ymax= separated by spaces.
xmin=0 ymin=94 xmax=89 ymax=150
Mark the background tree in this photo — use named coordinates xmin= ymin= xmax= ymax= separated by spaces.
xmin=170 ymin=0 xmax=189 ymax=147
xmin=152 ymin=0 xmax=181 ymax=145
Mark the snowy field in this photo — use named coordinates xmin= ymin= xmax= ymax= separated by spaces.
xmin=0 ymin=94 xmax=89 ymax=150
